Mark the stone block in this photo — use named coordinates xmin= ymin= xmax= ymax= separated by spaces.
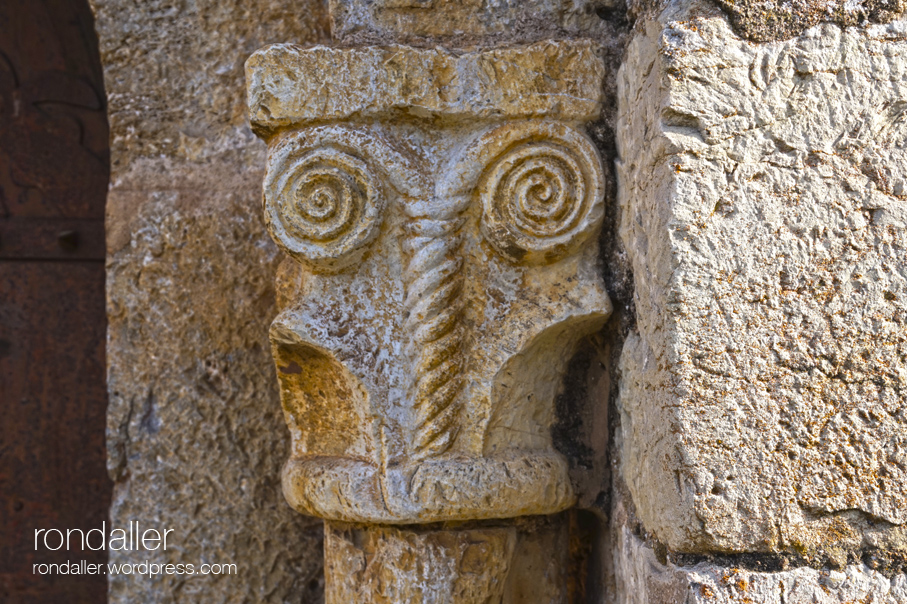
xmin=615 ymin=526 xmax=907 ymax=604
xmin=616 ymin=3 xmax=907 ymax=554
xmin=329 ymin=0 xmax=616 ymax=46
xmin=93 ymin=0 xmax=332 ymax=601
xmin=246 ymin=41 xmax=605 ymax=135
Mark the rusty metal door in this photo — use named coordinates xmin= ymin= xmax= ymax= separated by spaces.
xmin=0 ymin=0 xmax=110 ymax=601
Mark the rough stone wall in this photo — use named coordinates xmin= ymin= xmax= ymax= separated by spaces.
xmin=613 ymin=0 xmax=907 ymax=600
xmin=712 ymin=0 xmax=907 ymax=42
xmin=615 ymin=523 xmax=907 ymax=603
xmin=627 ymin=0 xmax=907 ymax=38
xmin=96 ymin=0 xmax=907 ymax=601
xmin=329 ymin=0 xmax=623 ymax=47
xmin=92 ymin=1 xmax=331 ymax=601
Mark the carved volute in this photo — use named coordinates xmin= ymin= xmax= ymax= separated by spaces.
xmin=247 ymin=39 xmax=609 ymax=603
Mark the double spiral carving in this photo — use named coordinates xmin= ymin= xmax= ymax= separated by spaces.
xmin=264 ymin=147 xmax=384 ymax=269
xmin=403 ymin=212 xmax=466 ymax=460
xmin=480 ymin=131 xmax=604 ymax=264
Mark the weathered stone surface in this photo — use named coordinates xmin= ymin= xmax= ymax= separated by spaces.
xmin=94 ymin=0 xmax=331 ymax=601
xmin=105 ymin=162 xmax=327 ymax=602
xmin=628 ymin=0 xmax=907 ymax=41
xmin=615 ymin=526 xmax=907 ymax=603
xmin=251 ymin=49 xmax=612 ymax=526
xmin=617 ymin=3 xmax=907 ymax=555
xmin=248 ymin=34 xmax=611 ymax=600
xmin=329 ymin=0 xmax=619 ymax=47
xmin=246 ymin=41 xmax=605 ymax=136
xmin=713 ymin=0 xmax=907 ymax=43
xmin=90 ymin=0 xmax=329 ymax=175
xmin=324 ymin=518 xmax=569 ymax=604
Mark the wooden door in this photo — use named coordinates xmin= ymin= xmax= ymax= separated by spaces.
xmin=0 ymin=1 xmax=110 ymax=601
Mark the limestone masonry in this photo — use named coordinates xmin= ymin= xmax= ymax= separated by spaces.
xmin=618 ymin=3 xmax=907 ymax=554
xmin=97 ymin=0 xmax=906 ymax=601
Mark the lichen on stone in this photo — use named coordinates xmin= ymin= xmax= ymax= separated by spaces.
xmin=712 ymin=0 xmax=907 ymax=42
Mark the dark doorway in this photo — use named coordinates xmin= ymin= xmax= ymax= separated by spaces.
xmin=0 ymin=0 xmax=110 ymax=602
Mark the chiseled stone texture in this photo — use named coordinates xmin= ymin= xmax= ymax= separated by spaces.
xmin=93 ymin=0 xmax=331 ymax=601
xmin=324 ymin=517 xmax=569 ymax=603
xmin=246 ymin=41 xmax=605 ymax=135
xmin=90 ymin=0 xmax=328 ymax=175
xmin=713 ymin=0 xmax=906 ymax=42
xmin=329 ymin=0 xmax=621 ymax=47
xmin=615 ymin=526 xmax=907 ymax=604
xmin=248 ymin=41 xmax=613 ymax=527
xmin=628 ymin=0 xmax=907 ymax=41
xmin=617 ymin=3 xmax=907 ymax=555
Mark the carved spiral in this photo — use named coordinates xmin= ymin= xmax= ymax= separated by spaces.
xmin=480 ymin=134 xmax=604 ymax=263
xmin=264 ymin=147 xmax=384 ymax=269
xmin=403 ymin=213 xmax=466 ymax=460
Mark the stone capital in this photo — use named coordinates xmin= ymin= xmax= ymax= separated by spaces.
xmin=247 ymin=15 xmax=611 ymax=602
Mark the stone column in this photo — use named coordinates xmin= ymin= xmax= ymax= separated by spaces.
xmin=245 ymin=9 xmax=613 ymax=601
